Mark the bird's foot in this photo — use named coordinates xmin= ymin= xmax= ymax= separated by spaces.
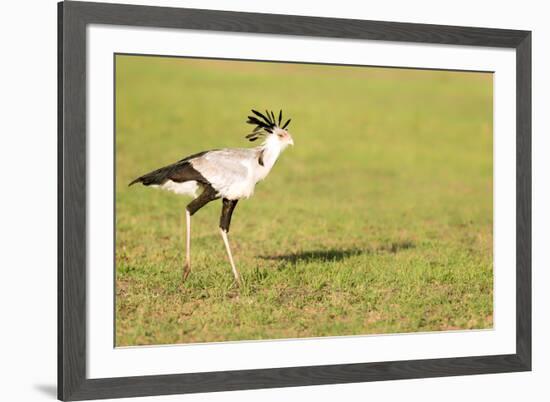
xmin=234 ymin=276 xmax=242 ymax=287
xmin=182 ymin=262 xmax=191 ymax=282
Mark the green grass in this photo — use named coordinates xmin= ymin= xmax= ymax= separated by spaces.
xmin=115 ymin=55 xmax=493 ymax=346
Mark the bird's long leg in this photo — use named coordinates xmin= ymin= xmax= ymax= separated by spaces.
xmin=183 ymin=209 xmax=191 ymax=281
xmin=219 ymin=199 xmax=241 ymax=285
xmin=182 ymin=185 xmax=218 ymax=282
xmin=220 ymin=229 xmax=240 ymax=285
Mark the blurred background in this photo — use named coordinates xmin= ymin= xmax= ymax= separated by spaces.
xmin=115 ymin=55 xmax=493 ymax=346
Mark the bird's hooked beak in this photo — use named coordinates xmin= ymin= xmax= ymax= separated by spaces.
xmin=284 ymin=131 xmax=294 ymax=146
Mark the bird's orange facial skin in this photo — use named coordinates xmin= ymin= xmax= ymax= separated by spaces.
xmin=277 ymin=130 xmax=294 ymax=146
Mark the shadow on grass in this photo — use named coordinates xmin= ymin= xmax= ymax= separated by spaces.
xmin=259 ymin=248 xmax=364 ymax=264
xmin=259 ymin=240 xmax=415 ymax=264
xmin=377 ymin=240 xmax=415 ymax=254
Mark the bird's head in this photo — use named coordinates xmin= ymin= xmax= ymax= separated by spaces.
xmin=271 ymin=126 xmax=294 ymax=149
xmin=245 ymin=109 xmax=294 ymax=150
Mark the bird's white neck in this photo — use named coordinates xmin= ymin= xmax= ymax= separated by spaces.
xmin=262 ymin=136 xmax=283 ymax=167
xmin=254 ymin=135 xmax=287 ymax=182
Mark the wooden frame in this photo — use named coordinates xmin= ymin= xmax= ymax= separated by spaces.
xmin=58 ymin=1 xmax=531 ymax=400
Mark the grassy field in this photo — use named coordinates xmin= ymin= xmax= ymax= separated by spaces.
xmin=115 ymin=55 xmax=493 ymax=346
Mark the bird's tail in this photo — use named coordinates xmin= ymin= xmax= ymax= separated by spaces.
xmin=128 ymin=177 xmax=143 ymax=186
xmin=128 ymin=165 xmax=176 ymax=187
xmin=129 ymin=157 xmax=206 ymax=187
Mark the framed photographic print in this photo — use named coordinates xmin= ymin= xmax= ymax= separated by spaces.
xmin=58 ymin=1 xmax=531 ymax=400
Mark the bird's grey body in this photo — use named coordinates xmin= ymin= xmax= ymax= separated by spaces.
xmin=175 ymin=148 xmax=260 ymax=199
xmin=157 ymin=144 xmax=283 ymax=201
xmin=130 ymin=109 xmax=294 ymax=285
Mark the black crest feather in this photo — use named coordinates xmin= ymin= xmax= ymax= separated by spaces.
xmin=265 ymin=110 xmax=274 ymax=124
xmin=245 ymin=108 xmax=292 ymax=141
xmin=252 ymin=110 xmax=272 ymax=126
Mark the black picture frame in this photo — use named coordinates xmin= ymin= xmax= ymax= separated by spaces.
xmin=58 ymin=1 xmax=532 ymax=400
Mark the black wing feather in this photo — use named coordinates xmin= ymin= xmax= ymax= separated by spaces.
xmin=128 ymin=150 xmax=211 ymax=187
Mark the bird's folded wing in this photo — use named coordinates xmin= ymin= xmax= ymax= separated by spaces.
xmin=190 ymin=149 xmax=255 ymax=188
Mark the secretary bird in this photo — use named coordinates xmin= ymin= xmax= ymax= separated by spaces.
xmin=129 ymin=109 xmax=294 ymax=285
